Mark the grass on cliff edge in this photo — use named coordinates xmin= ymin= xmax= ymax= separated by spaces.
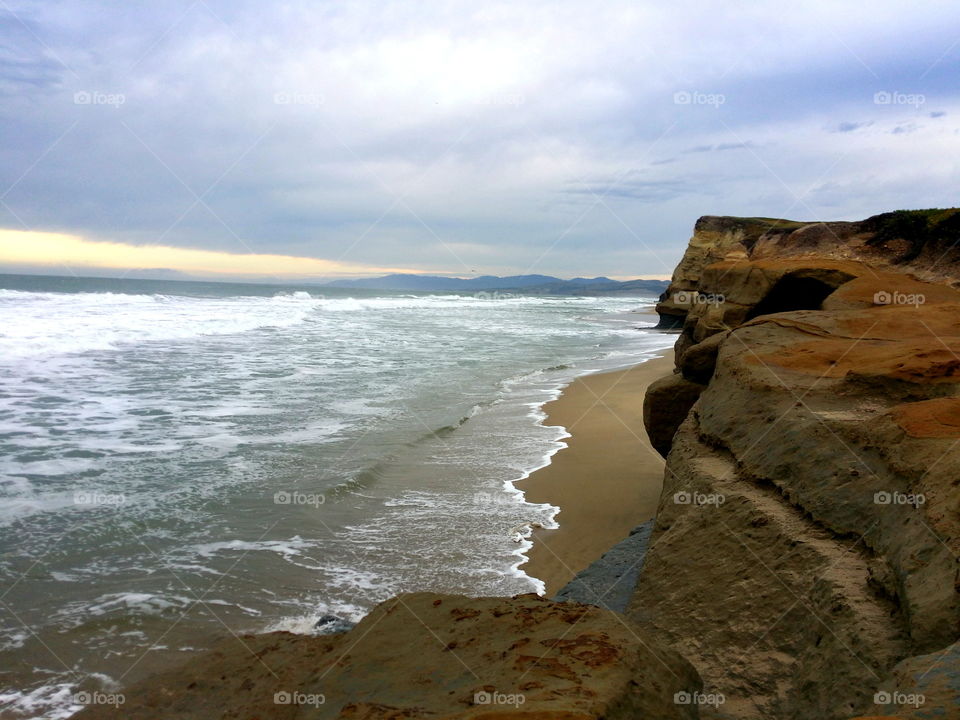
xmin=863 ymin=208 xmax=960 ymax=262
xmin=731 ymin=209 xmax=960 ymax=263
xmin=740 ymin=217 xmax=813 ymax=230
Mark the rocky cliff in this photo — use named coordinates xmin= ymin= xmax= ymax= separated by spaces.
xmin=640 ymin=212 xmax=960 ymax=718
xmin=655 ymin=210 xmax=960 ymax=329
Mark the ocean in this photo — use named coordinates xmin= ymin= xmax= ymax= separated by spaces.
xmin=0 ymin=274 xmax=674 ymax=719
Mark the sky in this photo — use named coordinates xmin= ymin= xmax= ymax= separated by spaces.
xmin=0 ymin=0 xmax=958 ymax=281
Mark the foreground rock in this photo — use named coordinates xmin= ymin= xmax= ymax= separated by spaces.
xmin=639 ymin=212 xmax=960 ymax=719
xmin=76 ymin=593 xmax=700 ymax=719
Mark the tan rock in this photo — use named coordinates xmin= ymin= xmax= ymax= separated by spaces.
xmin=678 ymin=331 xmax=728 ymax=384
xmin=656 ymin=210 xmax=960 ymax=342
xmin=891 ymin=397 xmax=960 ymax=438
xmin=643 ymin=373 xmax=705 ymax=457
xmin=637 ymin=256 xmax=960 ymax=719
xmin=74 ymin=593 xmax=701 ymax=720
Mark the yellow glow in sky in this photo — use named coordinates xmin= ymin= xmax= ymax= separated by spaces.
xmin=0 ymin=229 xmax=417 ymax=278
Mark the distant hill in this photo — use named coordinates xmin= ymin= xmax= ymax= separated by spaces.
xmin=515 ymin=278 xmax=670 ymax=296
xmin=325 ymin=274 xmax=560 ymax=291
xmin=121 ymin=268 xmax=194 ymax=280
xmin=323 ymin=274 xmax=667 ymax=296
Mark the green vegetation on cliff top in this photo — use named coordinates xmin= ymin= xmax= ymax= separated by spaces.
xmin=864 ymin=208 xmax=960 ymax=261
xmin=714 ymin=209 xmax=960 ymax=263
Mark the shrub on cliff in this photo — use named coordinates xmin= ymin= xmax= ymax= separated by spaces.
xmin=864 ymin=208 xmax=960 ymax=262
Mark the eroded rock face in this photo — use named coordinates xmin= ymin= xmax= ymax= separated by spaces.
xmin=655 ymin=215 xmax=758 ymax=328
xmin=674 ymin=257 xmax=868 ymax=362
xmin=643 ymin=373 xmax=705 ymax=457
xmin=75 ymin=593 xmax=701 ymax=720
xmin=637 ymin=248 xmax=960 ymax=718
xmin=657 ymin=210 xmax=960 ymax=334
xmin=678 ymin=331 xmax=728 ymax=385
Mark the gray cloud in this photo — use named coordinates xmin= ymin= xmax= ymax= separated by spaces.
xmin=1 ymin=0 xmax=960 ymax=278
xmin=564 ymin=175 xmax=694 ymax=202
xmin=891 ymin=123 xmax=919 ymax=134
xmin=683 ymin=142 xmax=754 ymax=153
xmin=833 ymin=121 xmax=874 ymax=133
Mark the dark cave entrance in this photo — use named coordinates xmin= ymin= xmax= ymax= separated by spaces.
xmin=745 ymin=274 xmax=848 ymax=320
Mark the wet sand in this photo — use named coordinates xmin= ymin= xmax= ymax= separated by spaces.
xmin=517 ymin=351 xmax=674 ymax=596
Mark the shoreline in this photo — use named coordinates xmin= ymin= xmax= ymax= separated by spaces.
xmin=516 ymin=350 xmax=674 ymax=596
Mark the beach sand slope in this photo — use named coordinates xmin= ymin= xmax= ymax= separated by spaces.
xmin=518 ymin=353 xmax=674 ymax=595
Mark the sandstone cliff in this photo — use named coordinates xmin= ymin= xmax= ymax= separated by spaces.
xmin=640 ymin=212 xmax=960 ymax=719
xmin=656 ymin=210 xmax=960 ymax=329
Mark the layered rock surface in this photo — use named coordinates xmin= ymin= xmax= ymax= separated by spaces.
xmin=75 ymin=593 xmax=700 ymax=719
xmin=656 ymin=210 xmax=960 ymax=329
xmin=640 ymin=213 xmax=960 ymax=719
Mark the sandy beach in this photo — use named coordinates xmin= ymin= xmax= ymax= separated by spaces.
xmin=518 ymin=351 xmax=674 ymax=596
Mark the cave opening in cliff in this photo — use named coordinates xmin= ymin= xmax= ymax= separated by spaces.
xmin=746 ymin=274 xmax=843 ymax=319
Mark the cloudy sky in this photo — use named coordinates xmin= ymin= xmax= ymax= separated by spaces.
xmin=0 ymin=0 xmax=957 ymax=281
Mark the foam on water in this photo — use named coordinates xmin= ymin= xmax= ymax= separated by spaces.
xmin=0 ymin=288 xmax=324 ymax=360
xmin=0 ymin=684 xmax=81 ymax=720
xmin=192 ymin=536 xmax=318 ymax=560
xmin=86 ymin=592 xmax=194 ymax=617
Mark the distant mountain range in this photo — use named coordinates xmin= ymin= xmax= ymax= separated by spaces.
xmin=322 ymin=274 xmax=669 ymax=296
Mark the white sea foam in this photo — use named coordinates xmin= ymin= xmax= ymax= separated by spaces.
xmin=0 ymin=496 xmax=72 ymax=527
xmin=86 ymin=592 xmax=193 ymax=616
xmin=0 ymin=682 xmax=81 ymax=720
xmin=192 ymin=536 xmax=316 ymax=559
xmin=0 ymin=288 xmax=324 ymax=360
xmin=264 ymin=596 xmax=368 ymax=635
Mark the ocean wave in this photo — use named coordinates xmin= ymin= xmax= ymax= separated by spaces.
xmin=0 ymin=289 xmax=325 ymax=360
